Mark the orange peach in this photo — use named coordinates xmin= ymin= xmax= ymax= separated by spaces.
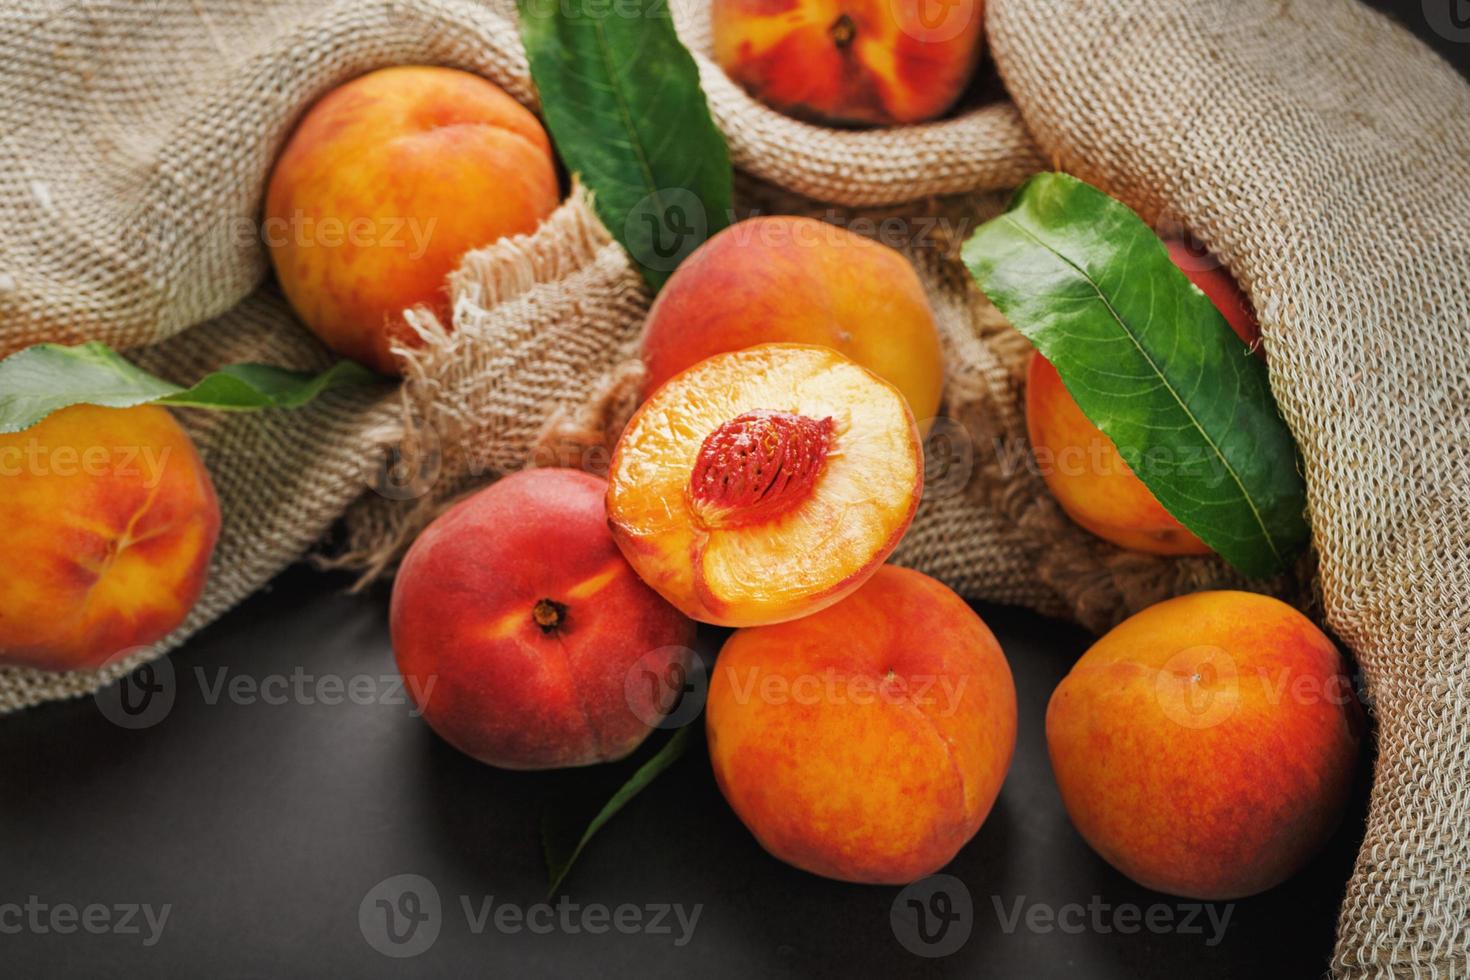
xmin=707 ymin=564 xmax=1016 ymax=883
xmin=1046 ymin=591 xmax=1363 ymax=899
xmin=607 ymin=344 xmax=922 ymax=627
xmin=640 ymin=216 xmax=945 ymax=429
xmin=390 ymin=468 xmax=697 ymax=770
xmin=0 ymin=405 xmax=220 ymax=672
xmin=1026 ymin=240 xmax=1262 ymax=555
xmin=265 ymin=66 xmax=560 ymax=375
xmin=712 ymin=0 xmax=986 ymax=125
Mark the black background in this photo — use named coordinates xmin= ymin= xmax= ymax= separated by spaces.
xmin=2 ymin=2 xmax=1465 ymax=977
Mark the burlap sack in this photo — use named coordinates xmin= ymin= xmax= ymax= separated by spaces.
xmin=985 ymin=3 xmax=1470 ymax=974
xmin=2 ymin=0 xmax=1465 ymax=974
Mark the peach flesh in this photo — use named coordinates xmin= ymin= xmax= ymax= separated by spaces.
xmin=607 ymin=344 xmax=922 ymax=628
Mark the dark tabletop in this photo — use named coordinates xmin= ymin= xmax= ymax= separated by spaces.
xmin=1 ymin=3 xmax=1462 ymax=978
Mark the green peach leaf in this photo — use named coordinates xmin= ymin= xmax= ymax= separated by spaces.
xmin=962 ymin=172 xmax=1310 ymax=577
xmin=0 ymin=341 xmax=380 ymax=434
xmin=518 ymin=0 xmax=733 ymax=291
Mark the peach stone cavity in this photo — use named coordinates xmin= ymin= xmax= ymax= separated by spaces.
xmin=607 ymin=344 xmax=922 ymax=628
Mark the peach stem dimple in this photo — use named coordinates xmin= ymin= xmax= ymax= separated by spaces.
xmin=830 ymin=14 xmax=857 ymax=48
xmin=532 ymin=598 xmax=567 ymax=633
xmin=687 ymin=410 xmax=834 ymax=529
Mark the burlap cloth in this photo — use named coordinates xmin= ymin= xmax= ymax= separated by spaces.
xmin=2 ymin=0 xmax=1466 ymax=973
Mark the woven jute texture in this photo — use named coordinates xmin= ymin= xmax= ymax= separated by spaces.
xmin=1 ymin=0 xmax=1465 ymax=973
xmin=987 ymin=0 xmax=1470 ymax=974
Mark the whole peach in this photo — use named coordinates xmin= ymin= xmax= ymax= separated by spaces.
xmin=391 ymin=469 xmax=697 ymax=770
xmin=0 ymin=405 xmax=220 ymax=672
xmin=712 ymin=0 xmax=986 ymax=125
xmin=1046 ymin=591 xmax=1363 ymax=899
xmin=266 ymin=66 xmax=560 ymax=374
xmin=707 ymin=565 xmax=1016 ymax=884
xmin=1026 ymin=240 xmax=1261 ymax=554
xmin=640 ymin=216 xmax=945 ymax=429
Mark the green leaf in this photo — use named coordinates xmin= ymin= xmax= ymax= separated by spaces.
xmin=543 ymin=726 xmax=691 ymax=895
xmin=0 ymin=342 xmax=380 ymax=434
xmin=518 ymin=0 xmax=733 ymax=291
xmin=962 ymin=172 xmax=1309 ymax=578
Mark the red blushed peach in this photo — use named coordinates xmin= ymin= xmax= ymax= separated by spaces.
xmin=266 ymin=66 xmax=560 ymax=375
xmin=0 ymin=405 xmax=220 ymax=672
xmin=390 ymin=468 xmax=697 ymax=770
xmin=1026 ymin=240 xmax=1262 ymax=555
xmin=712 ymin=0 xmax=986 ymax=125
xmin=707 ymin=565 xmax=1016 ymax=884
xmin=640 ymin=216 xmax=945 ymax=429
xmin=1046 ymin=591 xmax=1363 ymax=900
xmin=607 ymin=344 xmax=923 ymax=628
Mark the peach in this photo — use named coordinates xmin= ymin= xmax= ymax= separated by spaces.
xmin=0 ymin=405 xmax=220 ymax=672
xmin=707 ymin=565 xmax=1016 ymax=884
xmin=607 ymin=344 xmax=922 ymax=627
xmin=640 ymin=216 xmax=945 ymax=429
xmin=1046 ymin=591 xmax=1363 ymax=900
xmin=266 ymin=66 xmax=560 ymax=375
xmin=390 ymin=468 xmax=697 ymax=770
xmin=1026 ymin=240 xmax=1262 ymax=554
xmin=712 ymin=0 xmax=986 ymax=125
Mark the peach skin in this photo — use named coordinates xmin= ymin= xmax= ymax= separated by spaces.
xmin=1026 ymin=240 xmax=1262 ymax=555
xmin=707 ymin=564 xmax=1016 ymax=884
xmin=391 ymin=468 xmax=696 ymax=770
xmin=1046 ymin=591 xmax=1363 ymax=900
xmin=712 ymin=0 xmax=986 ymax=125
xmin=0 ymin=405 xmax=220 ymax=672
xmin=640 ymin=216 xmax=945 ymax=429
xmin=607 ymin=344 xmax=923 ymax=628
xmin=265 ymin=66 xmax=560 ymax=374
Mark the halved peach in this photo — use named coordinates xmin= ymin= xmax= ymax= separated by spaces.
xmin=607 ymin=344 xmax=922 ymax=627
